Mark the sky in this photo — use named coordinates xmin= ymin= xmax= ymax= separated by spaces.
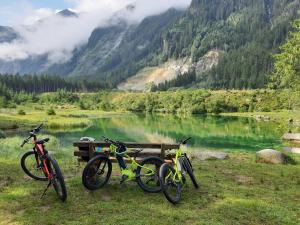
xmin=0 ymin=0 xmax=191 ymax=63
xmin=0 ymin=0 xmax=73 ymax=25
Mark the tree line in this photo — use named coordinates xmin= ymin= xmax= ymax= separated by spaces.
xmin=0 ymin=74 xmax=105 ymax=93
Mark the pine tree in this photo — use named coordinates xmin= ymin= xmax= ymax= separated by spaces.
xmin=270 ymin=17 xmax=300 ymax=90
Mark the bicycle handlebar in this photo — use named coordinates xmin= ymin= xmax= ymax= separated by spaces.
xmin=20 ymin=123 xmax=44 ymax=147
xmin=30 ymin=123 xmax=43 ymax=135
xmin=102 ymin=136 xmax=126 ymax=147
xmin=179 ymin=137 xmax=192 ymax=145
xmin=20 ymin=136 xmax=31 ymax=147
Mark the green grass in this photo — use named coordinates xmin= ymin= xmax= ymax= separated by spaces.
xmin=0 ymin=105 xmax=125 ymax=131
xmin=0 ymin=135 xmax=299 ymax=225
xmin=222 ymin=110 xmax=300 ymax=133
xmin=222 ymin=110 xmax=300 ymax=122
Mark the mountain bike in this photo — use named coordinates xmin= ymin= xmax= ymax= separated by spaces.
xmin=159 ymin=137 xmax=199 ymax=204
xmin=82 ymin=136 xmax=164 ymax=193
xmin=20 ymin=124 xmax=67 ymax=202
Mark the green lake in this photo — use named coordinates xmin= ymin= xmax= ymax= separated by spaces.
xmin=51 ymin=113 xmax=283 ymax=152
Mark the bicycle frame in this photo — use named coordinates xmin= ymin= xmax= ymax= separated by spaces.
xmin=109 ymin=144 xmax=156 ymax=181
xmin=23 ymin=133 xmax=53 ymax=180
xmin=34 ymin=143 xmax=53 ymax=180
xmin=165 ymin=146 xmax=184 ymax=183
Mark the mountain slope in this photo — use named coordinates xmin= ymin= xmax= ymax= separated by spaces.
xmin=46 ymin=21 xmax=129 ymax=77
xmin=47 ymin=8 xmax=184 ymax=85
xmin=0 ymin=1 xmax=299 ymax=91
xmin=92 ymin=8 xmax=184 ymax=84
xmin=0 ymin=26 xmax=17 ymax=43
xmin=161 ymin=0 xmax=300 ymax=89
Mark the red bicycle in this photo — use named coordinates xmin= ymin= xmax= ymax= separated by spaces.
xmin=20 ymin=124 xmax=67 ymax=202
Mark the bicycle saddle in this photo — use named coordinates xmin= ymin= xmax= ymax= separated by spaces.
xmin=36 ymin=138 xmax=50 ymax=144
xmin=131 ymin=149 xmax=143 ymax=157
xmin=132 ymin=149 xmax=143 ymax=154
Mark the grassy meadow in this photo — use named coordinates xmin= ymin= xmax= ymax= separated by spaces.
xmin=0 ymin=138 xmax=299 ymax=225
xmin=0 ymin=104 xmax=127 ymax=131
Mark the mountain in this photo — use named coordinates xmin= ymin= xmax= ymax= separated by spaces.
xmin=0 ymin=26 xmax=17 ymax=43
xmin=0 ymin=1 xmax=300 ymax=91
xmin=44 ymin=8 xmax=184 ymax=85
xmin=57 ymin=9 xmax=78 ymax=17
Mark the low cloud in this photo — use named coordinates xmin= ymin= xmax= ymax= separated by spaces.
xmin=0 ymin=0 xmax=191 ymax=63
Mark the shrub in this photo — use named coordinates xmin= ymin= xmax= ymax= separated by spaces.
xmin=17 ymin=109 xmax=26 ymax=115
xmin=79 ymin=100 xmax=90 ymax=110
xmin=34 ymin=106 xmax=44 ymax=111
xmin=47 ymin=108 xmax=56 ymax=116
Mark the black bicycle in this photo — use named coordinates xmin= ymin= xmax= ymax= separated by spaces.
xmin=82 ymin=136 xmax=164 ymax=193
xmin=20 ymin=124 xmax=67 ymax=202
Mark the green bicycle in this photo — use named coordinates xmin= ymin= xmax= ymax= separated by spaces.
xmin=82 ymin=136 xmax=164 ymax=193
xmin=159 ymin=137 xmax=199 ymax=204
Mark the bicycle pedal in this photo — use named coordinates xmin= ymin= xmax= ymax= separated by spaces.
xmin=120 ymin=175 xmax=129 ymax=184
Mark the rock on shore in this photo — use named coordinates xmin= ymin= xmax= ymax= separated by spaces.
xmin=283 ymin=147 xmax=300 ymax=154
xmin=189 ymin=151 xmax=228 ymax=161
xmin=256 ymin=149 xmax=287 ymax=164
xmin=282 ymin=133 xmax=300 ymax=142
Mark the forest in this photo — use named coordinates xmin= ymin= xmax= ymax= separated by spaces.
xmin=0 ymin=74 xmax=104 ymax=93
xmin=161 ymin=0 xmax=299 ymax=89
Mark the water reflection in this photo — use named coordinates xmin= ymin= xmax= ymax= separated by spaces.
xmin=53 ymin=114 xmax=283 ymax=152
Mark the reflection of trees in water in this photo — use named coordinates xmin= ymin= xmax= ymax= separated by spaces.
xmin=50 ymin=114 xmax=282 ymax=151
xmin=110 ymin=114 xmax=282 ymax=151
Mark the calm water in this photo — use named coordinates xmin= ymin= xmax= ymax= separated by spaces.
xmin=51 ymin=114 xmax=283 ymax=152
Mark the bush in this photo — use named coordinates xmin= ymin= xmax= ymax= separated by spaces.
xmin=34 ymin=106 xmax=44 ymax=111
xmin=205 ymin=96 xmax=227 ymax=114
xmin=79 ymin=100 xmax=91 ymax=110
xmin=52 ymin=89 xmax=79 ymax=104
xmin=17 ymin=109 xmax=26 ymax=115
xmin=46 ymin=108 xmax=56 ymax=116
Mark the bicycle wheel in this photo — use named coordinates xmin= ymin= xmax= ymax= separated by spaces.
xmin=47 ymin=155 xmax=67 ymax=202
xmin=20 ymin=151 xmax=47 ymax=181
xmin=159 ymin=163 xmax=182 ymax=204
xmin=182 ymin=156 xmax=199 ymax=189
xmin=82 ymin=155 xmax=112 ymax=190
xmin=136 ymin=156 xmax=164 ymax=193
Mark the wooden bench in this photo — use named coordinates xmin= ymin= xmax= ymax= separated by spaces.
xmin=73 ymin=141 xmax=180 ymax=163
